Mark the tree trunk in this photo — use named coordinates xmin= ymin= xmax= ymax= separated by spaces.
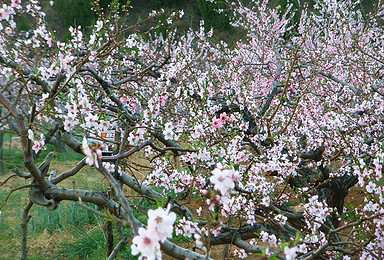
xmin=21 ymin=201 xmax=33 ymax=260
xmin=0 ymin=132 xmax=4 ymax=174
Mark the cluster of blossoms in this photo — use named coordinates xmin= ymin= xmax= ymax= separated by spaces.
xmin=175 ymin=217 xmax=200 ymax=238
xmin=131 ymin=207 xmax=176 ymax=260
xmin=82 ymin=137 xmax=104 ymax=168
xmin=233 ymin=248 xmax=248 ymax=259
xmin=209 ymin=164 xmax=241 ymax=196
xmin=27 ymin=129 xmax=45 ymax=154
xmin=303 ymin=195 xmax=332 ymax=232
xmin=0 ymin=0 xmax=20 ymax=23
xmin=211 ymin=112 xmax=230 ymax=129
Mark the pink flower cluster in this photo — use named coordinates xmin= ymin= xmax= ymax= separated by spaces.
xmin=211 ymin=112 xmax=230 ymax=129
xmin=0 ymin=1 xmax=20 ymax=22
xmin=210 ymin=165 xmax=241 ymax=195
xmin=82 ymin=137 xmax=104 ymax=168
xmin=131 ymin=207 xmax=176 ymax=260
xmin=28 ymin=129 xmax=45 ymax=154
xmin=303 ymin=195 xmax=332 ymax=232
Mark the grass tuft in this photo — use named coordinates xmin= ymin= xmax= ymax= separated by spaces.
xmin=61 ymin=229 xmax=106 ymax=259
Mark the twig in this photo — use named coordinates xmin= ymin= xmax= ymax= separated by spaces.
xmin=77 ymin=200 xmax=109 ymax=219
xmin=98 ymin=163 xmax=141 ymax=234
xmin=13 ymin=168 xmax=32 ymax=178
xmin=0 ymin=184 xmax=33 ymax=210
xmin=330 ymin=213 xmax=384 ymax=234
xmin=102 ymin=140 xmax=153 ymax=162
xmin=0 ymin=174 xmax=18 ymax=186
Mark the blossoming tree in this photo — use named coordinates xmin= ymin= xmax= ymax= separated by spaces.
xmin=1 ymin=0 xmax=384 ymax=259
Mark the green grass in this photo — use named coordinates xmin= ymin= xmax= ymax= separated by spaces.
xmin=62 ymin=228 xmax=107 ymax=259
xmin=0 ymin=146 xmax=141 ymax=259
xmin=0 ymin=142 xmax=181 ymax=259
xmin=29 ymin=202 xmax=100 ymax=234
xmin=1 ymin=132 xmax=83 ymax=172
xmin=2 ymin=148 xmax=24 ymax=171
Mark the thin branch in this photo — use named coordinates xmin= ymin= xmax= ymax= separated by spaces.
xmin=0 ymin=174 xmax=18 ymax=186
xmin=317 ymin=71 xmax=361 ymax=95
xmin=77 ymin=200 xmax=109 ymax=219
xmin=0 ymin=93 xmax=51 ymax=190
xmin=258 ymin=85 xmax=283 ymax=117
xmin=0 ymin=184 xmax=33 ymax=210
xmin=118 ymin=171 xmax=195 ymax=221
xmin=51 ymin=158 xmax=87 ymax=184
xmin=161 ymin=240 xmax=210 ymax=260
xmin=330 ymin=213 xmax=384 ymax=234
xmin=102 ymin=140 xmax=152 ymax=162
xmin=13 ymin=168 xmax=32 ymax=179
xmin=79 ymin=66 xmax=138 ymax=122
xmin=97 ymin=163 xmax=141 ymax=234
xmin=0 ymin=55 xmax=50 ymax=92
xmin=303 ymin=240 xmax=330 ymax=260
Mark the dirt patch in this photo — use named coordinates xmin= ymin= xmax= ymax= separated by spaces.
xmin=28 ymin=231 xmax=75 ymax=258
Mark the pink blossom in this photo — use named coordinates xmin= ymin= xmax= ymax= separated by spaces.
xmin=219 ymin=112 xmax=229 ymax=122
xmin=233 ymin=249 xmax=248 ymax=259
xmin=32 ymin=140 xmax=41 ymax=154
xmin=39 ymin=134 xmax=45 ymax=146
xmin=366 ymin=182 xmax=376 ymax=193
xmin=212 ymin=118 xmax=223 ymax=129
xmin=196 ymin=207 xmax=203 ymax=216
xmin=82 ymin=137 xmax=103 ymax=168
xmin=234 ymin=151 xmax=248 ymax=163
xmin=147 ymin=207 xmax=176 ymax=242
xmin=120 ymin=96 xmax=128 ymax=105
xmin=28 ymin=129 xmax=34 ymax=140
xmin=163 ymin=122 xmax=174 ymax=140
xmin=157 ymin=95 xmax=167 ymax=106
xmin=131 ymin=228 xmax=160 ymax=260
xmin=212 ymin=228 xmax=221 ymax=236
xmin=284 ymin=246 xmax=298 ymax=260
xmin=261 ymin=196 xmax=270 ymax=207
xmin=210 ymin=167 xmax=239 ymax=195
xmin=0 ymin=5 xmax=11 ymax=21
xmin=84 ymin=114 xmax=99 ymax=128
xmin=11 ymin=0 xmax=21 ymax=8
xmin=191 ymin=124 xmax=204 ymax=138
xmin=94 ymin=20 xmax=103 ymax=32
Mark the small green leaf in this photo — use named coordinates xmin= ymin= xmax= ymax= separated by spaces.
xmin=294 ymin=230 xmax=302 ymax=245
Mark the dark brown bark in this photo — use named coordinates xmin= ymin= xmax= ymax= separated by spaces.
xmin=0 ymin=132 xmax=4 ymax=174
xmin=105 ymin=221 xmax=114 ymax=257
xmin=21 ymin=201 xmax=33 ymax=260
